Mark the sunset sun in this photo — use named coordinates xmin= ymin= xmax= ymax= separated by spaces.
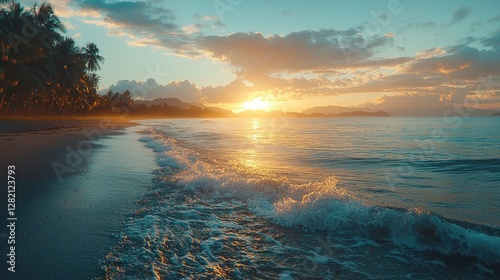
xmin=240 ymin=97 xmax=271 ymax=111
xmin=1 ymin=1 xmax=499 ymax=278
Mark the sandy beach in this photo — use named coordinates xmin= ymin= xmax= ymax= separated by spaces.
xmin=0 ymin=117 xmax=155 ymax=279
xmin=0 ymin=117 xmax=135 ymax=186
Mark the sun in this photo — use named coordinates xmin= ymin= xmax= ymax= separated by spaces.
xmin=240 ymin=97 xmax=271 ymax=111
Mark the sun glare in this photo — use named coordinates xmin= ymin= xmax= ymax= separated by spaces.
xmin=240 ymin=98 xmax=271 ymax=111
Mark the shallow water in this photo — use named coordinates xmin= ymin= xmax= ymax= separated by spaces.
xmin=100 ymin=117 xmax=500 ymax=279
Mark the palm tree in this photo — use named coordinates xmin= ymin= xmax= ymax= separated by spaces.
xmin=0 ymin=2 xmax=46 ymax=113
xmin=82 ymin=42 xmax=104 ymax=72
xmin=32 ymin=2 xmax=65 ymax=57
xmin=52 ymin=37 xmax=86 ymax=114
xmin=82 ymin=72 xmax=100 ymax=110
xmin=0 ymin=1 xmax=65 ymax=114
xmin=0 ymin=20 xmax=8 ymax=110
xmin=1 ymin=1 xmax=106 ymax=115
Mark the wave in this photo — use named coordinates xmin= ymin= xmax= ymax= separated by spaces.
xmin=311 ymin=156 xmax=500 ymax=173
xmin=138 ymin=129 xmax=500 ymax=270
xmin=419 ymin=158 xmax=500 ymax=173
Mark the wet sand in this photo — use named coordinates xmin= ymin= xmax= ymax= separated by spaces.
xmin=0 ymin=118 xmax=155 ymax=279
xmin=0 ymin=118 xmax=134 ymax=187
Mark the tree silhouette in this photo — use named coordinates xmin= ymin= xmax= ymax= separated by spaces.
xmin=0 ymin=1 xmax=108 ymax=115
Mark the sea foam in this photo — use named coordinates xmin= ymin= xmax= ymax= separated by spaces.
xmin=140 ymin=127 xmax=500 ymax=268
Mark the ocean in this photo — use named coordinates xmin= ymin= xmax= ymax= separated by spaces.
xmin=99 ymin=117 xmax=500 ymax=279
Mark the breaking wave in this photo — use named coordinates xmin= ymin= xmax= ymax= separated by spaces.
xmin=136 ymin=129 xmax=500 ymax=268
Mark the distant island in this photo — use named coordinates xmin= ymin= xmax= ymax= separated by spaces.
xmin=237 ymin=109 xmax=390 ymax=118
xmin=493 ymin=112 xmax=500 ymax=116
xmin=59 ymin=94 xmax=391 ymax=118
xmin=337 ymin=111 xmax=390 ymax=117
xmin=129 ymin=97 xmax=391 ymax=118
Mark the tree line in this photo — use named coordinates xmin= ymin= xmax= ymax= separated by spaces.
xmin=0 ymin=1 xmax=112 ymax=116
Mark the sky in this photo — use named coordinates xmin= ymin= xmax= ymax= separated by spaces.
xmin=16 ymin=0 xmax=500 ymax=114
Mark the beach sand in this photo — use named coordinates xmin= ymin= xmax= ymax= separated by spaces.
xmin=0 ymin=117 xmax=135 ymax=186
xmin=0 ymin=117 xmax=155 ymax=279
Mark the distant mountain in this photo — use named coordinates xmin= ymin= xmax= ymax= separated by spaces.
xmin=204 ymin=106 xmax=234 ymax=115
xmin=305 ymin=104 xmax=498 ymax=117
xmin=376 ymin=106 xmax=497 ymax=117
xmin=493 ymin=112 xmax=500 ymax=116
xmin=135 ymin=98 xmax=195 ymax=109
xmin=130 ymin=98 xmax=234 ymax=117
xmin=237 ymin=110 xmax=390 ymax=118
xmin=302 ymin=105 xmax=358 ymax=115
xmin=302 ymin=105 xmax=390 ymax=117
xmin=337 ymin=111 xmax=390 ymax=117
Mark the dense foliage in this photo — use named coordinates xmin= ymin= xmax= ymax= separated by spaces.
xmin=0 ymin=1 xmax=108 ymax=115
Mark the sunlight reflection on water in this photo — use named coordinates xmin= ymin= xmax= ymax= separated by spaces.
xmin=142 ymin=117 xmax=500 ymax=228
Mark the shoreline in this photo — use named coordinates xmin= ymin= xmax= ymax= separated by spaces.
xmin=0 ymin=118 xmax=155 ymax=279
xmin=0 ymin=117 xmax=137 ymax=185
xmin=0 ymin=115 xmax=137 ymax=133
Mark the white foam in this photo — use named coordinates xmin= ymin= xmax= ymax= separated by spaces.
xmin=141 ymin=128 xmax=500 ymax=266
xmin=123 ymin=214 xmax=161 ymax=242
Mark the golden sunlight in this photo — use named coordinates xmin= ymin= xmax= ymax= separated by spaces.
xmin=240 ymin=97 xmax=271 ymax=111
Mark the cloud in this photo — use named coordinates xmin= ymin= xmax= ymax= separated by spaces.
xmin=339 ymin=74 xmax=444 ymax=94
xmin=74 ymin=0 xmax=204 ymax=56
xmin=182 ymin=23 xmax=203 ymax=34
xmin=194 ymin=14 xmax=217 ymax=21
xmin=47 ymin=0 xmax=99 ymax=18
xmin=79 ymin=0 xmax=177 ymax=30
xmin=406 ymin=44 xmax=500 ymax=80
xmin=193 ymin=13 xmax=225 ymax=27
xmin=333 ymin=40 xmax=500 ymax=96
xmin=200 ymin=79 xmax=253 ymax=103
xmin=106 ymin=78 xmax=257 ymax=105
xmin=397 ymin=21 xmax=436 ymax=33
xmin=474 ymin=91 xmax=500 ymax=105
xmin=450 ymin=7 xmax=473 ymax=24
xmin=62 ymin=20 xmax=78 ymax=30
xmin=398 ymin=8 xmax=472 ymax=33
xmin=487 ymin=15 xmax=500 ymax=23
xmin=106 ymin=30 xmax=500 ymax=107
xmin=362 ymin=92 xmax=461 ymax=116
xmin=108 ymin=79 xmax=201 ymax=103
xmin=199 ymin=29 xmax=398 ymax=79
xmin=58 ymin=1 xmax=498 ymax=113
xmin=361 ymin=90 xmax=498 ymax=116
xmin=459 ymin=36 xmax=477 ymax=45
xmin=480 ymin=31 xmax=500 ymax=50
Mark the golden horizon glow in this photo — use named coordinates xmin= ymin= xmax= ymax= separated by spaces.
xmin=239 ymin=97 xmax=272 ymax=112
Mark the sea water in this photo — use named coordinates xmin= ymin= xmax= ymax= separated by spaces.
xmin=101 ymin=117 xmax=500 ymax=279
